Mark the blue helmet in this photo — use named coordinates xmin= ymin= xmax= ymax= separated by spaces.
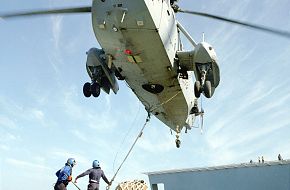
xmin=92 ymin=160 xmax=100 ymax=168
xmin=67 ymin=158 xmax=76 ymax=167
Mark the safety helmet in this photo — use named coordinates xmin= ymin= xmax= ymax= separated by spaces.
xmin=92 ymin=160 xmax=100 ymax=168
xmin=67 ymin=158 xmax=76 ymax=167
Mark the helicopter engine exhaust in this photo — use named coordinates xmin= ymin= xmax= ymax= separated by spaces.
xmin=83 ymin=48 xmax=119 ymax=98
xmin=176 ymin=42 xmax=220 ymax=99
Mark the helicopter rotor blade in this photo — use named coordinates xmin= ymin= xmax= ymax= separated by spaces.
xmin=0 ymin=6 xmax=91 ymax=19
xmin=178 ymin=9 xmax=290 ymax=39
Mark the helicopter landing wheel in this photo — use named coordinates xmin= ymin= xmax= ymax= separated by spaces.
xmin=83 ymin=82 xmax=91 ymax=97
xmin=203 ymin=81 xmax=212 ymax=98
xmin=175 ymin=139 xmax=181 ymax=148
xmin=91 ymin=83 xmax=101 ymax=97
xmin=194 ymin=81 xmax=201 ymax=98
xmin=175 ymin=134 xmax=181 ymax=148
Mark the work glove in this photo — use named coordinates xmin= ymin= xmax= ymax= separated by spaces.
xmin=67 ymin=176 xmax=72 ymax=182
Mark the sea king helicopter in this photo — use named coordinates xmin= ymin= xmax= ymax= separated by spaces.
xmin=2 ymin=0 xmax=290 ymax=147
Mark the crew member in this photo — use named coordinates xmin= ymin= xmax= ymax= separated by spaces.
xmin=75 ymin=160 xmax=111 ymax=190
xmin=278 ymin=154 xmax=283 ymax=161
xmin=54 ymin=158 xmax=76 ymax=190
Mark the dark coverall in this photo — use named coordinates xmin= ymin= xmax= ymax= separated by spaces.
xmin=76 ymin=167 xmax=110 ymax=190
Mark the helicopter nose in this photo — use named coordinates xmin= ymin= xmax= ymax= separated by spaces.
xmin=194 ymin=42 xmax=217 ymax=63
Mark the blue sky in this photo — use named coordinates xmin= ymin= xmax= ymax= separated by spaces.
xmin=1 ymin=0 xmax=290 ymax=189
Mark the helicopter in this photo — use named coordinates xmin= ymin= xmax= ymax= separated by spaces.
xmin=1 ymin=0 xmax=290 ymax=148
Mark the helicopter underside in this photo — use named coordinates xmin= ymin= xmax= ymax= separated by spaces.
xmin=111 ymin=29 xmax=189 ymax=131
xmin=91 ymin=0 xmax=196 ymax=132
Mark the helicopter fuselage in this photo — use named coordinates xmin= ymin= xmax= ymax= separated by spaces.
xmin=91 ymin=0 xmax=196 ymax=132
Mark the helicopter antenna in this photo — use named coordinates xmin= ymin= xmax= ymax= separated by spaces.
xmin=177 ymin=21 xmax=197 ymax=47
xmin=202 ymin=32 xmax=205 ymax=42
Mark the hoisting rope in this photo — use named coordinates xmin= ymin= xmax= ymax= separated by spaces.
xmin=106 ymin=90 xmax=180 ymax=189
xmin=106 ymin=112 xmax=151 ymax=190
xmin=112 ymin=102 xmax=141 ymax=172
xmin=150 ymin=91 xmax=181 ymax=112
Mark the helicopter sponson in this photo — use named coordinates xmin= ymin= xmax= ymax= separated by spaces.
xmin=84 ymin=48 xmax=119 ymax=98
xmin=176 ymin=42 xmax=220 ymax=99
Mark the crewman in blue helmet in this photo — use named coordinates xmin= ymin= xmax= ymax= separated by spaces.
xmin=75 ymin=160 xmax=111 ymax=190
xmin=54 ymin=158 xmax=76 ymax=190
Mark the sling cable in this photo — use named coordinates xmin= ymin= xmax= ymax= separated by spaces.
xmin=107 ymin=112 xmax=151 ymax=190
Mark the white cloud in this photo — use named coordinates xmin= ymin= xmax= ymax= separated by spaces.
xmin=49 ymin=149 xmax=90 ymax=165
xmin=60 ymin=86 xmax=119 ymax=132
xmin=0 ymin=144 xmax=10 ymax=151
xmin=87 ymin=113 xmax=118 ymax=131
xmin=0 ymin=96 xmax=50 ymax=128
xmin=254 ymin=90 xmax=290 ymax=116
xmin=136 ymin=126 xmax=175 ymax=153
xmin=206 ymin=113 xmax=236 ymax=138
xmin=6 ymin=158 xmax=50 ymax=170
xmin=0 ymin=115 xmax=17 ymax=129
xmin=48 ymin=14 xmax=64 ymax=76
xmin=0 ymin=96 xmax=23 ymax=115
xmin=31 ymin=109 xmax=45 ymax=120
xmin=203 ymin=112 xmax=290 ymax=166
xmin=29 ymin=90 xmax=50 ymax=106
xmin=51 ymin=15 xmax=63 ymax=49
xmin=71 ymin=129 xmax=88 ymax=142
xmin=228 ymin=0 xmax=251 ymax=18
xmin=0 ymin=132 xmax=18 ymax=142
